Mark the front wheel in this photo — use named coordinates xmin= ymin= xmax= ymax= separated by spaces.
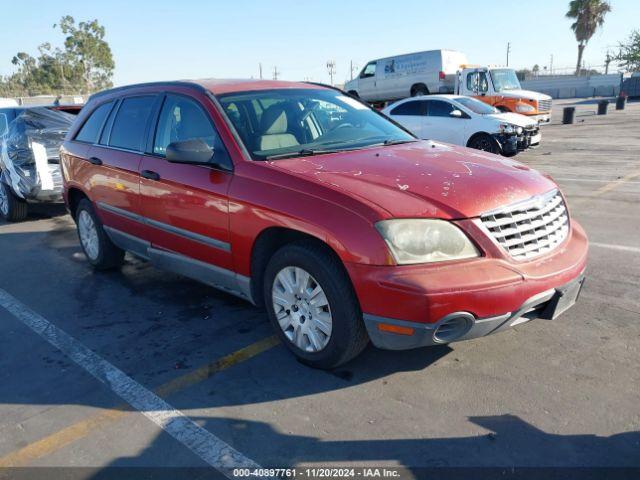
xmin=75 ymin=198 xmax=125 ymax=270
xmin=468 ymin=133 xmax=500 ymax=154
xmin=0 ymin=181 xmax=28 ymax=222
xmin=263 ymin=242 xmax=369 ymax=369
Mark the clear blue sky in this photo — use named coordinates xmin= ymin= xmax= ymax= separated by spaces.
xmin=1 ymin=0 xmax=637 ymax=86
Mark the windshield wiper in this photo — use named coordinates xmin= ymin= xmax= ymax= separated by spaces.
xmin=381 ymin=139 xmax=417 ymax=146
xmin=264 ymin=148 xmax=340 ymax=160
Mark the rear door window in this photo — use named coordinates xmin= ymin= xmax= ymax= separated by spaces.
xmin=109 ymin=96 xmax=156 ymax=151
xmin=425 ymin=100 xmax=456 ymax=117
xmin=390 ymin=101 xmax=424 ymax=116
xmin=75 ymin=102 xmax=113 ymax=143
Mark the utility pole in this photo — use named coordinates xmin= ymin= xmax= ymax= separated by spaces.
xmin=506 ymin=42 xmax=511 ymax=67
xmin=326 ymin=60 xmax=336 ymax=85
xmin=349 ymin=60 xmax=358 ymax=81
xmin=604 ymin=51 xmax=612 ymax=75
xmin=272 ymin=66 xmax=279 ymax=80
xmin=549 ymin=54 xmax=553 ymax=75
xmin=259 ymin=63 xmax=263 ymax=80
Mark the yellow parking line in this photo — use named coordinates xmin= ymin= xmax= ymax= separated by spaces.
xmin=0 ymin=335 xmax=279 ymax=467
xmin=572 ymin=168 xmax=640 ymax=205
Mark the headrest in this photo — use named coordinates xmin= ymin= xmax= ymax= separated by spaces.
xmin=261 ymin=104 xmax=290 ymax=135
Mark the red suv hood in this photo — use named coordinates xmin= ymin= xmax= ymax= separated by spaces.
xmin=267 ymin=141 xmax=557 ymax=219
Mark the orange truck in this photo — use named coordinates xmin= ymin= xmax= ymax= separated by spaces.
xmin=455 ymin=66 xmax=552 ymax=124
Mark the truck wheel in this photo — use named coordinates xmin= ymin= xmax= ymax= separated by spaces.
xmin=263 ymin=241 xmax=369 ymax=369
xmin=411 ymin=84 xmax=429 ymax=96
xmin=468 ymin=133 xmax=500 ymax=154
xmin=75 ymin=198 xmax=125 ymax=270
xmin=0 ymin=182 xmax=28 ymax=222
xmin=496 ymin=106 xmax=511 ymax=113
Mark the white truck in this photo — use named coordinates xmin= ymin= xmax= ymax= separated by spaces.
xmin=453 ymin=66 xmax=552 ymax=123
xmin=344 ymin=49 xmax=468 ymax=102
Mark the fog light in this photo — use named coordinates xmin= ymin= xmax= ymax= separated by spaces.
xmin=433 ymin=314 xmax=473 ymax=343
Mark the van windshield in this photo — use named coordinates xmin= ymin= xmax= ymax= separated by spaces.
xmin=218 ymin=89 xmax=415 ymax=160
xmin=491 ymin=69 xmax=522 ymax=92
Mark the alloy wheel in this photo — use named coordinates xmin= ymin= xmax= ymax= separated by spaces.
xmin=78 ymin=210 xmax=100 ymax=261
xmin=272 ymin=266 xmax=333 ymax=352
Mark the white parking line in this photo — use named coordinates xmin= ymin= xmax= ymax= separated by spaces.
xmin=553 ymin=177 xmax=640 ymax=185
xmin=590 ymin=242 xmax=640 ymax=254
xmin=0 ymin=288 xmax=261 ymax=476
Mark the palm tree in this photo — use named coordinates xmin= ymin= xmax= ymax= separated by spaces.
xmin=566 ymin=0 xmax=612 ymax=75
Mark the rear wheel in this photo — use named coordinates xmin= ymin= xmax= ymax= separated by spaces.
xmin=75 ymin=198 xmax=125 ymax=270
xmin=468 ymin=133 xmax=500 ymax=154
xmin=411 ymin=84 xmax=429 ymax=96
xmin=347 ymin=90 xmax=359 ymax=98
xmin=0 ymin=181 xmax=28 ymax=222
xmin=263 ymin=242 xmax=368 ymax=369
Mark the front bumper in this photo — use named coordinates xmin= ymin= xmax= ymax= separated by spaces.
xmin=346 ymin=221 xmax=588 ymax=350
xmin=492 ymin=133 xmax=518 ymax=155
xmin=364 ymin=274 xmax=585 ymax=350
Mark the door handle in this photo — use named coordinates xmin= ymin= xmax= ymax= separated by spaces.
xmin=141 ymin=170 xmax=160 ymax=181
xmin=88 ymin=156 xmax=103 ymax=166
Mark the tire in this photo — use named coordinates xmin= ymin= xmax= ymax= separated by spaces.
xmin=502 ymin=150 xmax=518 ymax=157
xmin=347 ymin=90 xmax=359 ymax=98
xmin=496 ymin=106 xmax=510 ymax=113
xmin=411 ymin=84 xmax=429 ymax=97
xmin=0 ymin=181 xmax=28 ymax=222
xmin=468 ymin=133 xmax=500 ymax=154
xmin=263 ymin=241 xmax=369 ymax=369
xmin=75 ymin=198 xmax=125 ymax=270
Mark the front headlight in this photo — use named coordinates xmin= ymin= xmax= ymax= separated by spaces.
xmin=500 ymin=123 xmax=515 ymax=134
xmin=375 ymin=219 xmax=480 ymax=265
xmin=516 ymin=103 xmax=535 ymax=113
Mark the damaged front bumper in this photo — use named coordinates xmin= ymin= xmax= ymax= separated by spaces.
xmin=364 ymin=274 xmax=586 ymax=350
xmin=492 ymin=133 xmax=519 ymax=155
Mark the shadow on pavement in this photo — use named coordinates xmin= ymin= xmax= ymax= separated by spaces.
xmin=86 ymin=414 xmax=640 ymax=472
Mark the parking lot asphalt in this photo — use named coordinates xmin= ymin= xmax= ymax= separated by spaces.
xmin=0 ymin=98 xmax=638 ymax=474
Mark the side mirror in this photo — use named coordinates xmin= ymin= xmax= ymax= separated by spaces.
xmin=166 ymin=139 xmax=214 ymax=165
xmin=450 ymin=109 xmax=463 ymax=118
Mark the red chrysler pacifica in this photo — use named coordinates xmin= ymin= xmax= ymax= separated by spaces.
xmin=61 ymin=79 xmax=588 ymax=369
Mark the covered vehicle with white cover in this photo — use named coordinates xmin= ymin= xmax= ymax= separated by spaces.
xmin=0 ymin=107 xmax=76 ymax=221
xmin=382 ymin=94 xmax=541 ymax=157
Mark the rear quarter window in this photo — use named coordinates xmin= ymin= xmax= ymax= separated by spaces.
xmin=75 ymin=102 xmax=113 ymax=143
xmin=109 ymin=96 xmax=156 ymax=151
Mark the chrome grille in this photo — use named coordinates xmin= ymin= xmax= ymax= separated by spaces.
xmin=480 ymin=190 xmax=569 ymax=260
xmin=537 ymin=99 xmax=552 ymax=112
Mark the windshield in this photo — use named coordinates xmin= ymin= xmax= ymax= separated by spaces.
xmin=455 ymin=97 xmax=499 ymax=115
xmin=218 ymin=88 xmax=415 ymax=160
xmin=491 ymin=69 xmax=521 ymax=92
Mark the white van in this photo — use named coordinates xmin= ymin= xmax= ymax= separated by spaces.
xmin=344 ymin=50 xmax=468 ymax=102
